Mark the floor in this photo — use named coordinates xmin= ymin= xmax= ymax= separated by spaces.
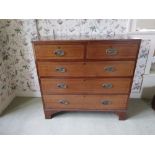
xmin=0 ymin=97 xmax=155 ymax=135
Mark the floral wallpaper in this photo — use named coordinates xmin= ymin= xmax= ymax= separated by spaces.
xmin=0 ymin=20 xmax=16 ymax=113
xmin=131 ymin=40 xmax=151 ymax=92
xmin=37 ymin=19 xmax=129 ymax=37
xmin=0 ymin=19 xmax=40 ymax=113
xmin=0 ymin=19 xmax=151 ymax=113
xmin=8 ymin=20 xmax=40 ymax=94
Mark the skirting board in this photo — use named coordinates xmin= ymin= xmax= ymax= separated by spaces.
xmin=130 ymin=93 xmax=141 ymax=98
xmin=0 ymin=93 xmax=16 ymax=115
xmin=16 ymin=91 xmax=41 ymax=97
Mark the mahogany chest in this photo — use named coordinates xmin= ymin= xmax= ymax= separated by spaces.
xmin=32 ymin=39 xmax=141 ymax=120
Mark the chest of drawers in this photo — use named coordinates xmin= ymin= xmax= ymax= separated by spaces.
xmin=33 ymin=39 xmax=141 ymax=120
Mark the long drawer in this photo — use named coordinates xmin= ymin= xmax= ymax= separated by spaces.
xmin=87 ymin=43 xmax=139 ymax=60
xmin=43 ymin=95 xmax=128 ymax=110
xmin=41 ymin=78 xmax=131 ymax=94
xmin=34 ymin=44 xmax=84 ymax=60
xmin=37 ymin=61 xmax=135 ymax=77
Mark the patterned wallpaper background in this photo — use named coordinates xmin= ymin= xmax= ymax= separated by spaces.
xmin=0 ymin=19 xmax=39 ymax=113
xmin=0 ymin=20 xmax=16 ymax=113
xmin=37 ymin=19 xmax=128 ymax=37
xmin=0 ymin=19 xmax=151 ymax=113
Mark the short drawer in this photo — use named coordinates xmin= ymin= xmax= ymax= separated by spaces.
xmin=87 ymin=43 xmax=139 ymax=60
xmin=41 ymin=78 xmax=131 ymax=94
xmin=37 ymin=61 xmax=135 ymax=77
xmin=34 ymin=44 xmax=84 ymax=60
xmin=43 ymin=95 xmax=128 ymax=110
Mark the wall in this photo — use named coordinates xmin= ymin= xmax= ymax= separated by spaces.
xmin=0 ymin=20 xmax=16 ymax=113
xmin=133 ymin=34 xmax=155 ymax=98
xmin=0 ymin=19 xmax=151 ymax=114
xmin=37 ymin=19 xmax=129 ymax=37
xmin=9 ymin=20 xmax=40 ymax=96
xmin=0 ymin=19 xmax=39 ymax=113
xmin=131 ymin=39 xmax=151 ymax=95
xmin=136 ymin=19 xmax=155 ymax=30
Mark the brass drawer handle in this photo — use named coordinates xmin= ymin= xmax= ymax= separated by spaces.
xmin=101 ymin=100 xmax=112 ymax=105
xmin=54 ymin=49 xmax=64 ymax=57
xmin=57 ymin=83 xmax=67 ymax=89
xmin=104 ymin=66 xmax=115 ymax=72
xmin=58 ymin=99 xmax=69 ymax=105
xmin=102 ymin=83 xmax=113 ymax=89
xmin=106 ymin=48 xmax=118 ymax=55
xmin=55 ymin=67 xmax=66 ymax=72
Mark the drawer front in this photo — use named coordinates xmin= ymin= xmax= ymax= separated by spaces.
xmin=43 ymin=95 xmax=128 ymax=110
xmin=37 ymin=61 xmax=135 ymax=77
xmin=87 ymin=44 xmax=139 ymax=60
xmin=34 ymin=44 xmax=84 ymax=60
xmin=41 ymin=78 xmax=131 ymax=94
